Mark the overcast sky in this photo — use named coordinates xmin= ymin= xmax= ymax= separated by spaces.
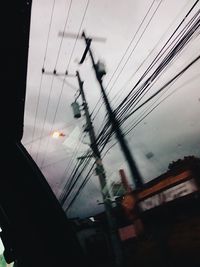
xmin=22 ymin=0 xmax=200 ymax=218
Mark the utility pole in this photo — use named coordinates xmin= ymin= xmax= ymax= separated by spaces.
xmin=75 ymin=71 xmax=124 ymax=267
xmin=79 ymin=31 xmax=143 ymax=189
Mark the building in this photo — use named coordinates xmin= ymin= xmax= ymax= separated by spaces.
xmin=126 ymin=156 xmax=200 ymax=267
xmin=89 ymin=156 xmax=200 ymax=267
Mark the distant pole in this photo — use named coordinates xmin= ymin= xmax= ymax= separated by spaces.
xmin=80 ymin=31 xmax=143 ymax=189
xmin=76 ymin=71 xmax=124 ymax=267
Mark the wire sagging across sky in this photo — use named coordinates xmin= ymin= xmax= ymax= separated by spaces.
xmin=59 ymin=1 xmax=200 ymax=212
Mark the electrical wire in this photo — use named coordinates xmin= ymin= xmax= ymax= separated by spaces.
xmin=54 ymin=0 xmax=73 ymax=68
xmin=62 ymin=52 xmax=200 ymax=212
xmin=34 ymin=0 xmax=73 ymax=163
xmin=123 ymin=53 xmax=200 ymax=122
xmin=57 ymin=0 xmax=200 ymax=212
xmin=43 ymin=0 xmax=57 ymax=67
xmin=106 ymin=0 xmax=163 ymax=95
xmin=115 ymin=11 xmax=199 ymax=119
xmin=64 ymin=162 xmax=95 ymax=212
xmin=116 ymin=12 xmax=198 ymax=119
xmin=66 ymin=0 xmax=90 ymax=71
xmin=95 ymin=7 xmax=200 ymax=166
xmin=118 ymin=32 xmax=198 ymax=123
xmin=121 ymin=33 xmax=200 ymax=135
xmin=105 ymin=0 xmax=156 ymax=90
xmin=62 ymin=122 xmax=113 ymax=211
xmin=29 ymin=0 xmax=56 ymax=153
xmin=58 ymin=132 xmax=86 ymax=194
xmin=92 ymin=0 xmax=198 ymax=140
xmin=60 ymin=150 xmax=93 ymax=205
xmin=24 ymin=120 xmax=76 ymax=146
xmin=115 ymin=9 xmax=200 ymax=123
xmin=124 ymin=73 xmax=200 ymax=137
xmin=40 ymin=0 xmax=90 ymax=167
xmin=91 ymin=0 xmax=163 ymax=122
xmin=99 ymin=72 xmax=200 ymax=166
xmin=109 ymin=0 xmax=194 ymax=109
xmin=41 ymin=154 xmax=73 ymax=170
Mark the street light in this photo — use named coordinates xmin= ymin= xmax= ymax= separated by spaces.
xmin=52 ymin=131 xmax=65 ymax=139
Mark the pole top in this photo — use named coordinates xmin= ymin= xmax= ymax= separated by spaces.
xmin=58 ymin=31 xmax=107 ymax=43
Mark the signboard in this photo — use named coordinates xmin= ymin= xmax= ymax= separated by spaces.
xmin=138 ymin=170 xmax=191 ymax=199
xmin=139 ymin=178 xmax=198 ymax=211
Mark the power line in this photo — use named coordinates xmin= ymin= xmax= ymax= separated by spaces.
xmin=40 ymin=0 xmax=90 ymax=167
xmin=43 ymin=0 xmax=56 ymax=67
xmin=114 ymin=5 xmax=199 ymax=119
xmin=66 ymin=0 xmax=90 ymax=71
xmin=63 ymin=123 xmax=115 ymax=211
xmin=109 ymin=0 xmax=194 ymax=109
xmin=41 ymin=153 xmax=73 ymax=169
xmin=58 ymin=132 xmax=86 ymax=196
xmin=124 ymin=73 xmax=200 ymax=137
xmin=101 ymin=72 xmax=200 ymax=163
xmin=91 ymin=0 xmax=163 ymax=122
xmin=94 ymin=8 xmax=200 ymax=166
xmin=54 ymin=0 xmax=73 ymax=68
xmin=29 ymin=74 xmax=44 ymax=154
xmin=35 ymin=76 xmax=55 ymax=162
xmin=122 ymin=32 xmax=200 ymax=131
xmin=61 ymin=0 xmax=200 ymax=212
xmin=93 ymin=0 xmax=197 ymax=138
xmin=29 ymin=0 xmax=56 ymax=153
xmin=123 ymin=53 xmax=200 ymax=122
xmin=64 ymin=161 xmax=95 ymax=212
xmin=62 ymin=119 xmax=116 ymax=211
xmin=63 ymin=141 xmax=108 ymax=212
xmin=55 ymin=75 xmax=79 ymax=91
xmin=64 ymin=154 xmax=93 ymax=200
xmin=36 ymin=132 xmax=86 ymax=169
xmin=39 ymin=78 xmax=67 ymax=167
xmin=64 ymin=53 xmax=200 ymax=210
xmin=34 ymin=0 xmax=73 ymax=163
xmin=24 ymin=120 xmax=76 ymax=146
xmin=60 ymin=150 xmax=93 ymax=205
xmin=59 ymin=72 xmax=112 ymax=218
xmin=90 ymin=0 xmax=157 ymax=119
xmin=61 ymin=132 xmax=85 ymax=176
xmin=106 ymin=0 xmax=163 ymax=95
xmin=67 ymin=69 xmax=200 ymax=208
xmin=115 ymin=8 xmax=200 ymax=122
xmin=106 ymin=0 xmax=157 ymax=90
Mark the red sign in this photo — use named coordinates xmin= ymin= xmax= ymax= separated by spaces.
xmin=118 ymin=224 xmax=136 ymax=241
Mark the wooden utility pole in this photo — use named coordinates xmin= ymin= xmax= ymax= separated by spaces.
xmin=75 ymin=71 xmax=124 ymax=267
xmin=79 ymin=31 xmax=143 ymax=189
